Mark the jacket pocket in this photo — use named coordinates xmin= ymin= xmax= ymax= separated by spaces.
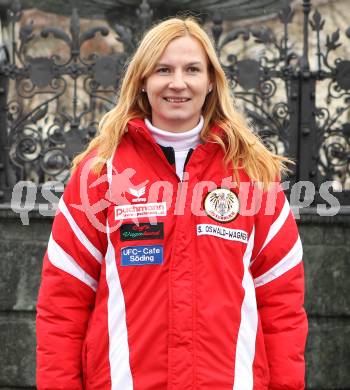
xmin=82 ymin=339 xmax=88 ymax=387
xmin=254 ymin=319 xmax=270 ymax=388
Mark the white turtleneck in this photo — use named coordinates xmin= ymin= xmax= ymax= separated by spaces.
xmin=145 ymin=117 xmax=204 ymax=180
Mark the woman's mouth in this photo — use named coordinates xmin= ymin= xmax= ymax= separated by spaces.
xmin=164 ymin=97 xmax=191 ymax=103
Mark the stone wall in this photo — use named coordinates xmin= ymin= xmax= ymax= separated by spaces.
xmin=0 ymin=208 xmax=349 ymax=389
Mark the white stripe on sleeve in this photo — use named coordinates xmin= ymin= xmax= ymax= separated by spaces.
xmin=250 ymin=197 xmax=290 ymax=266
xmin=59 ymin=196 xmax=103 ymax=264
xmin=254 ymin=236 xmax=303 ymax=288
xmin=233 ymin=227 xmax=257 ymax=390
xmin=47 ymin=235 xmax=98 ymax=291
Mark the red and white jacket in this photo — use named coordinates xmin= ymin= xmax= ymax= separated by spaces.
xmin=36 ymin=118 xmax=308 ymax=390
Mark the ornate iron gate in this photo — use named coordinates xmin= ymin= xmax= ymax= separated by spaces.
xmin=0 ymin=0 xmax=349 ymax=208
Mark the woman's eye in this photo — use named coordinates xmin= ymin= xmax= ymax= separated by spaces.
xmin=188 ymin=67 xmax=200 ymax=72
xmin=156 ymin=67 xmax=170 ymax=73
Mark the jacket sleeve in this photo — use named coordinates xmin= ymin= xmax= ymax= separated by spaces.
xmin=250 ymin=183 xmax=308 ymax=390
xmin=36 ymin=154 xmax=108 ymax=389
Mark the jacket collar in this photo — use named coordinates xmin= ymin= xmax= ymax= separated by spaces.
xmin=127 ymin=117 xmax=225 ymax=146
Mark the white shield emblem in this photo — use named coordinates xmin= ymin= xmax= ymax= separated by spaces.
xmin=204 ymin=188 xmax=239 ymax=223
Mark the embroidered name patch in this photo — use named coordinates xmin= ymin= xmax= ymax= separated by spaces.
xmin=121 ymin=245 xmax=163 ymax=266
xmin=196 ymin=224 xmax=248 ymax=243
xmin=115 ymin=202 xmax=167 ymax=221
xmin=120 ymin=223 xmax=164 ymax=241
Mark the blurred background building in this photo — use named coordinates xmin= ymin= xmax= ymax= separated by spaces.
xmin=0 ymin=0 xmax=349 ymax=388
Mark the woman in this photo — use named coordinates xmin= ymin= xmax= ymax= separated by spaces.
xmin=36 ymin=17 xmax=308 ymax=390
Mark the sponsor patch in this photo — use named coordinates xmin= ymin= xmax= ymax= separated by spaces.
xmin=121 ymin=245 xmax=163 ymax=266
xmin=120 ymin=222 xmax=164 ymax=241
xmin=196 ymin=224 xmax=248 ymax=243
xmin=115 ymin=202 xmax=167 ymax=221
xmin=204 ymin=188 xmax=239 ymax=223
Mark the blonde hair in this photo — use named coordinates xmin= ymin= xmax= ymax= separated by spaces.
xmin=72 ymin=17 xmax=291 ymax=189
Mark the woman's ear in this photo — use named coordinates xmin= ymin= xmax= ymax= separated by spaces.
xmin=141 ymin=81 xmax=146 ymax=93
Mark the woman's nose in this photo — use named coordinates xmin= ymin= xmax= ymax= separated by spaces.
xmin=168 ymin=71 xmax=187 ymax=89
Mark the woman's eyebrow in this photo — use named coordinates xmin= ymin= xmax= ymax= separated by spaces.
xmin=186 ymin=62 xmax=203 ymax=67
xmin=154 ymin=63 xmax=171 ymax=67
xmin=155 ymin=61 xmax=203 ymax=67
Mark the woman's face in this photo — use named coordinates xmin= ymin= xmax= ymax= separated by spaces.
xmin=144 ymin=35 xmax=212 ymax=132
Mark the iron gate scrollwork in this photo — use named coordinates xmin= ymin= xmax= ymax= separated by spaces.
xmin=212 ymin=0 xmax=350 ymax=206
xmin=0 ymin=0 xmax=349 ymax=207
